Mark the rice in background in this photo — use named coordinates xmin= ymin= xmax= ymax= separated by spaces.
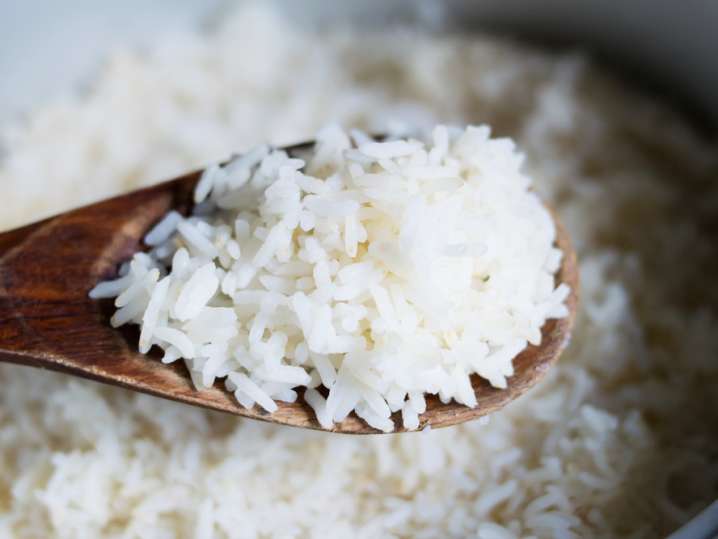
xmin=1 ymin=4 xmax=717 ymax=538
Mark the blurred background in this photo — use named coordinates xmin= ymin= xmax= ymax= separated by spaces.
xmin=1 ymin=0 xmax=717 ymax=127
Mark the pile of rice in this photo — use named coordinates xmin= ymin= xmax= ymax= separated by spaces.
xmin=91 ymin=124 xmax=569 ymax=432
xmin=1 ymin=3 xmax=716 ymax=537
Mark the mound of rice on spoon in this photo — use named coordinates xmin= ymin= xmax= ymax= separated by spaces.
xmin=91 ymin=124 xmax=573 ymax=432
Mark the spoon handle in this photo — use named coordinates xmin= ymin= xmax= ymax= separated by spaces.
xmin=0 ymin=218 xmax=50 ymax=367
xmin=0 ymin=172 xmax=199 ymax=369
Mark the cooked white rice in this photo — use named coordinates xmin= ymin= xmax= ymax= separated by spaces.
xmin=91 ymin=124 xmax=570 ymax=432
xmin=1 ymin=3 xmax=717 ymax=538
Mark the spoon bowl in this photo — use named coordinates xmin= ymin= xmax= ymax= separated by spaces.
xmin=0 ymin=141 xmax=578 ymax=434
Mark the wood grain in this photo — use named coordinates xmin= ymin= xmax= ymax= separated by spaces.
xmin=0 ymin=144 xmax=578 ymax=434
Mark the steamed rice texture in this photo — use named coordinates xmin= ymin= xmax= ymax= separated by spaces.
xmin=1 ymin=3 xmax=717 ymax=538
xmin=92 ymin=124 xmax=569 ymax=432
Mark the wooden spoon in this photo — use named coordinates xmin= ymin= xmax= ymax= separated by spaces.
xmin=0 ymin=141 xmax=578 ymax=434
